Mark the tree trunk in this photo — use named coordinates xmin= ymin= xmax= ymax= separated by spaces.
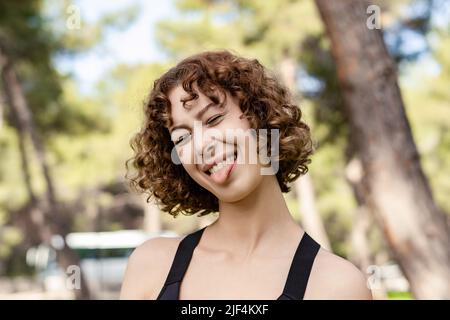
xmin=0 ymin=50 xmax=56 ymax=208
xmin=0 ymin=92 xmax=4 ymax=132
xmin=142 ymin=196 xmax=162 ymax=233
xmin=346 ymin=156 xmax=388 ymax=299
xmin=278 ymin=54 xmax=331 ymax=250
xmin=294 ymin=174 xmax=331 ymax=250
xmin=315 ymin=0 xmax=450 ymax=298
xmin=13 ymin=112 xmax=37 ymax=204
xmin=0 ymin=46 xmax=91 ymax=299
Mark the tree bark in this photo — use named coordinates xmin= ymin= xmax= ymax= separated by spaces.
xmin=0 ymin=46 xmax=91 ymax=299
xmin=315 ymin=0 xmax=450 ymax=298
xmin=0 ymin=92 xmax=4 ymax=132
xmin=0 ymin=51 xmax=56 ymax=208
xmin=278 ymin=54 xmax=332 ymax=250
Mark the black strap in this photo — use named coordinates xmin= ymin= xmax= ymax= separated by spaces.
xmin=279 ymin=232 xmax=320 ymax=300
xmin=157 ymin=227 xmax=320 ymax=300
xmin=156 ymin=281 xmax=180 ymax=300
xmin=163 ymin=227 xmax=206 ymax=285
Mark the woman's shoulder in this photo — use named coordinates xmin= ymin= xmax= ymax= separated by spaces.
xmin=120 ymin=235 xmax=183 ymax=300
xmin=306 ymin=247 xmax=373 ymax=300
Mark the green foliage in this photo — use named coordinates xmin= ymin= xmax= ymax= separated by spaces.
xmin=0 ymin=0 xmax=107 ymax=138
xmin=1 ymin=0 xmax=449 ymax=279
xmin=0 ymin=226 xmax=23 ymax=259
xmin=152 ymin=0 xmax=450 ymax=259
xmin=157 ymin=0 xmax=322 ymax=66
xmin=0 ymin=0 xmax=141 ymax=270
xmin=155 ymin=0 xmax=354 ymax=255
xmin=388 ymin=291 xmax=414 ymax=300
xmin=402 ymin=29 xmax=450 ymax=212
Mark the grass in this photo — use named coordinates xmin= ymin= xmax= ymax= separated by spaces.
xmin=387 ymin=291 xmax=413 ymax=300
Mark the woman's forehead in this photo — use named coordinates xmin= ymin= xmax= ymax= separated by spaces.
xmin=168 ymin=84 xmax=225 ymax=116
xmin=169 ymin=85 xmax=201 ymax=108
xmin=167 ymin=85 xmax=208 ymax=129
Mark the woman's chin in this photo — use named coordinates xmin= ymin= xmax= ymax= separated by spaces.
xmin=213 ymin=180 xmax=261 ymax=203
xmin=193 ymin=164 xmax=264 ymax=203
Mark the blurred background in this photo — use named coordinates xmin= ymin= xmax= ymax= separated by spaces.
xmin=0 ymin=0 xmax=449 ymax=300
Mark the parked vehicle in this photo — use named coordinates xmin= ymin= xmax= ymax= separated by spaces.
xmin=26 ymin=229 xmax=178 ymax=299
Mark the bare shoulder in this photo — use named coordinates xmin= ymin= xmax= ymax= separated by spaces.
xmin=305 ymin=248 xmax=373 ymax=300
xmin=119 ymin=235 xmax=182 ymax=300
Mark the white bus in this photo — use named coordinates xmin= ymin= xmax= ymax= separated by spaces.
xmin=26 ymin=229 xmax=178 ymax=299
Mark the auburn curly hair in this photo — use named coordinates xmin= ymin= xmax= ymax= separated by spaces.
xmin=127 ymin=50 xmax=313 ymax=218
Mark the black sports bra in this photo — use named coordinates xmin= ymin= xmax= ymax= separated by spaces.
xmin=156 ymin=226 xmax=320 ymax=300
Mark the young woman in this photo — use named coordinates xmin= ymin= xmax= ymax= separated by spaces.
xmin=120 ymin=50 xmax=372 ymax=300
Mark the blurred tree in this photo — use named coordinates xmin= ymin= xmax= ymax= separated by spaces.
xmin=278 ymin=52 xmax=331 ymax=250
xmin=0 ymin=0 xmax=138 ymax=298
xmin=297 ymin=0 xmax=450 ymax=298
xmin=315 ymin=0 xmax=450 ymax=299
xmin=0 ymin=0 xmax=92 ymax=299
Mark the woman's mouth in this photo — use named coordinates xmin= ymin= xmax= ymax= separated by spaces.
xmin=204 ymin=152 xmax=237 ymax=184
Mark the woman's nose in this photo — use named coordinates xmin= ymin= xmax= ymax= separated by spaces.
xmin=193 ymin=125 xmax=219 ymax=164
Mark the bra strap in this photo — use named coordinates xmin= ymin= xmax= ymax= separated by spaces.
xmin=280 ymin=232 xmax=320 ymax=300
xmin=164 ymin=227 xmax=206 ymax=285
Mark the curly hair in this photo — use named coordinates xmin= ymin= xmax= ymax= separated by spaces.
xmin=127 ymin=50 xmax=313 ymax=218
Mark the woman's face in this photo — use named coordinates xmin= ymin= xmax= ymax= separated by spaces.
xmin=167 ymin=83 xmax=266 ymax=202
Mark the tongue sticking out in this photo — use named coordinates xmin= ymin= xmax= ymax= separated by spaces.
xmin=209 ymin=160 xmax=236 ymax=184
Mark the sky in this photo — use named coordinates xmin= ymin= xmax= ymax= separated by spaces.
xmin=55 ymin=0 xmax=176 ymax=93
xmin=54 ymin=0 xmax=449 ymax=93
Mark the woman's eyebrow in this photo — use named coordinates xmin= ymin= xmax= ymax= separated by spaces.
xmin=170 ymin=102 xmax=216 ymax=133
xmin=195 ymin=102 xmax=215 ymax=118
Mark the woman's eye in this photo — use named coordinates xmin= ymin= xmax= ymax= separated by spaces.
xmin=174 ymin=134 xmax=190 ymax=145
xmin=206 ymin=114 xmax=223 ymax=126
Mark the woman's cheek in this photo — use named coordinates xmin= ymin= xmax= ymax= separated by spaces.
xmin=176 ymin=143 xmax=194 ymax=165
xmin=183 ymin=164 xmax=208 ymax=190
xmin=182 ymin=163 xmax=196 ymax=177
xmin=177 ymin=144 xmax=201 ymax=179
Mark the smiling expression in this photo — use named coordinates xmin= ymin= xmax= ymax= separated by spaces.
xmin=167 ymin=83 xmax=267 ymax=202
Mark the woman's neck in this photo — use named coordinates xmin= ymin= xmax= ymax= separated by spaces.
xmin=207 ymin=175 xmax=302 ymax=258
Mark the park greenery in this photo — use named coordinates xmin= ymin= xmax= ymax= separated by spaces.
xmin=0 ymin=0 xmax=449 ymax=299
